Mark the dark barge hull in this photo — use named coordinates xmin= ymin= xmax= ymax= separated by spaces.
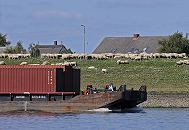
xmin=0 ymin=87 xmax=147 ymax=113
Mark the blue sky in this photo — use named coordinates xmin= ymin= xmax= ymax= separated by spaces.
xmin=0 ymin=0 xmax=189 ymax=53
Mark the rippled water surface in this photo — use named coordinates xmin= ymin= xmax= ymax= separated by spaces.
xmin=0 ymin=108 xmax=188 ymax=130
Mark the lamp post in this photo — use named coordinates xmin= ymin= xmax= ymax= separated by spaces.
xmin=81 ymin=24 xmax=86 ymax=55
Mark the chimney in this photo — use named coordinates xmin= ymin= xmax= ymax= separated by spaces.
xmin=133 ymin=33 xmax=140 ymax=38
xmin=54 ymin=41 xmax=58 ymax=45
xmin=133 ymin=33 xmax=140 ymax=40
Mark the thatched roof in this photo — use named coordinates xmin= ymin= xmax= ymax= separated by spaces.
xmin=93 ymin=35 xmax=168 ymax=54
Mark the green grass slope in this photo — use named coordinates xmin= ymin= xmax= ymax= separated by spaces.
xmin=1 ymin=58 xmax=189 ymax=93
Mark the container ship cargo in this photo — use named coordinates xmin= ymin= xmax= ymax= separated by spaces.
xmin=0 ymin=65 xmax=147 ymax=113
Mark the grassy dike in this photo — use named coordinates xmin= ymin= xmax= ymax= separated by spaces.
xmin=1 ymin=58 xmax=189 ymax=93
xmin=2 ymin=57 xmax=189 ymax=108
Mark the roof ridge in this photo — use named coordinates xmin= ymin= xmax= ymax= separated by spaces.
xmin=105 ymin=36 xmax=168 ymax=38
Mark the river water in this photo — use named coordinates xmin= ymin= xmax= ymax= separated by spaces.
xmin=0 ymin=108 xmax=188 ymax=130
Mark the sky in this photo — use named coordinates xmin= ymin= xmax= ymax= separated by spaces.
xmin=0 ymin=0 xmax=189 ymax=53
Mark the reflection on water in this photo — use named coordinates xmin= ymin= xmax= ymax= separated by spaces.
xmin=0 ymin=108 xmax=188 ymax=130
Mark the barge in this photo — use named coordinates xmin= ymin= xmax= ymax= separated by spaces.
xmin=0 ymin=65 xmax=147 ymax=113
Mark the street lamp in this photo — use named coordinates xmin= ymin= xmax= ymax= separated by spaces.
xmin=81 ymin=24 xmax=86 ymax=55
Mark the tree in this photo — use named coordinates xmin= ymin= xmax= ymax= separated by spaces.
xmin=0 ymin=33 xmax=11 ymax=47
xmin=159 ymin=32 xmax=189 ymax=54
xmin=5 ymin=41 xmax=26 ymax=54
xmin=28 ymin=43 xmax=40 ymax=57
xmin=4 ymin=46 xmax=15 ymax=54
xmin=15 ymin=41 xmax=24 ymax=53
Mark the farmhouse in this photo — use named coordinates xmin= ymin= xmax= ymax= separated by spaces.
xmin=93 ymin=34 xmax=168 ymax=54
xmin=36 ymin=41 xmax=67 ymax=54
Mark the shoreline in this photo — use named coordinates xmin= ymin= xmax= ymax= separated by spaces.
xmin=140 ymin=92 xmax=189 ymax=108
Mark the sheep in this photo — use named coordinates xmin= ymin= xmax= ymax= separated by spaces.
xmin=0 ymin=61 xmax=5 ymax=65
xmin=78 ymin=54 xmax=85 ymax=59
xmin=124 ymin=54 xmax=130 ymax=59
xmin=134 ymin=56 xmax=142 ymax=61
xmin=8 ymin=54 xmax=19 ymax=59
xmin=56 ymin=63 xmax=64 ymax=65
xmin=178 ymin=53 xmax=187 ymax=58
xmin=92 ymin=54 xmax=105 ymax=60
xmin=6 ymin=54 xmax=31 ymax=59
xmin=130 ymin=55 xmax=136 ymax=60
xmin=41 ymin=54 xmax=46 ymax=58
xmin=0 ymin=54 xmax=8 ymax=58
xmin=105 ymin=53 xmax=115 ymax=59
xmin=24 ymin=54 xmax=31 ymax=58
xmin=69 ymin=62 xmax=77 ymax=66
xmin=176 ymin=60 xmax=183 ymax=65
xmin=69 ymin=54 xmax=79 ymax=59
xmin=61 ymin=54 xmax=72 ymax=60
xmin=117 ymin=60 xmax=129 ymax=64
xmin=86 ymin=54 xmax=93 ymax=60
xmin=102 ymin=69 xmax=107 ymax=73
xmin=186 ymin=61 xmax=189 ymax=65
xmin=20 ymin=62 xmax=28 ymax=65
xmin=153 ymin=53 xmax=161 ymax=58
xmin=41 ymin=61 xmax=49 ymax=65
xmin=63 ymin=61 xmax=77 ymax=66
xmin=114 ymin=55 xmax=122 ymax=59
xmin=176 ymin=60 xmax=189 ymax=65
xmin=88 ymin=66 xmax=96 ymax=69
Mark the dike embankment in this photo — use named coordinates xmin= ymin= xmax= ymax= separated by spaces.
xmin=140 ymin=92 xmax=189 ymax=108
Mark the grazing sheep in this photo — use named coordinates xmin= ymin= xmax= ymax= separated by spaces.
xmin=69 ymin=62 xmax=77 ymax=66
xmin=102 ymin=69 xmax=107 ymax=73
xmin=185 ymin=61 xmax=189 ymax=65
xmin=56 ymin=63 xmax=64 ymax=65
xmin=0 ymin=54 xmax=8 ymax=58
xmin=153 ymin=53 xmax=161 ymax=58
xmin=7 ymin=54 xmax=31 ymax=59
xmin=134 ymin=56 xmax=142 ymax=61
xmin=41 ymin=61 xmax=49 ymax=65
xmin=124 ymin=54 xmax=130 ymax=59
xmin=114 ymin=55 xmax=122 ymax=59
xmin=178 ymin=53 xmax=187 ymax=58
xmin=78 ymin=54 xmax=85 ymax=59
xmin=117 ymin=60 xmax=129 ymax=64
xmin=176 ymin=60 xmax=189 ymax=65
xmin=63 ymin=61 xmax=77 ymax=66
xmin=88 ymin=66 xmax=96 ymax=69
xmin=61 ymin=54 xmax=71 ymax=60
xmin=0 ymin=61 xmax=5 ymax=65
xmin=105 ymin=53 xmax=115 ymax=59
xmin=176 ymin=61 xmax=183 ymax=65
xmin=20 ymin=62 xmax=28 ymax=65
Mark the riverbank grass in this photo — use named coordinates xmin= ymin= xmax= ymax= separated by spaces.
xmin=1 ymin=58 xmax=189 ymax=93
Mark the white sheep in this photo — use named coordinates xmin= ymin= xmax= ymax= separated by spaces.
xmin=0 ymin=61 xmax=5 ymax=65
xmin=88 ymin=66 xmax=96 ymax=69
xmin=176 ymin=60 xmax=183 ymax=65
xmin=20 ymin=62 xmax=28 ymax=65
xmin=102 ymin=69 xmax=107 ymax=73
xmin=41 ymin=61 xmax=49 ymax=65
xmin=56 ymin=63 xmax=64 ymax=65
xmin=117 ymin=60 xmax=129 ymax=64
xmin=63 ymin=61 xmax=77 ymax=66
